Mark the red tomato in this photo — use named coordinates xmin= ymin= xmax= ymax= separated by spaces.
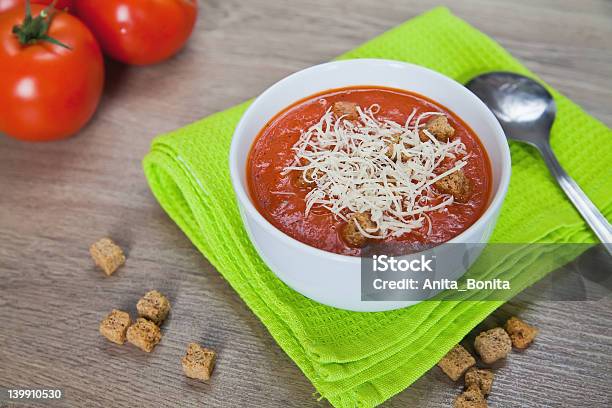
xmin=0 ymin=0 xmax=72 ymax=13
xmin=0 ymin=5 xmax=104 ymax=141
xmin=33 ymin=0 xmax=72 ymax=10
xmin=75 ymin=0 xmax=198 ymax=65
xmin=0 ymin=0 xmax=21 ymax=12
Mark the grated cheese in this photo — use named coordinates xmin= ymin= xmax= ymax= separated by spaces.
xmin=282 ymin=103 xmax=468 ymax=239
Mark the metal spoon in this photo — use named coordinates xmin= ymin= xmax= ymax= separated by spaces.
xmin=466 ymin=72 xmax=612 ymax=255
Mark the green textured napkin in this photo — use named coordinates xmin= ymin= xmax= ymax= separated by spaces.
xmin=143 ymin=7 xmax=612 ymax=407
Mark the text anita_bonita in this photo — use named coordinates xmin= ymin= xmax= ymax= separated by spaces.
xmin=372 ymin=278 xmax=511 ymax=291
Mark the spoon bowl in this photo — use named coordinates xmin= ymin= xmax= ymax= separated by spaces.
xmin=466 ymin=72 xmax=612 ymax=255
xmin=466 ymin=72 xmax=556 ymax=147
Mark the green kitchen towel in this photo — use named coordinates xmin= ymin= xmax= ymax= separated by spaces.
xmin=143 ymin=7 xmax=612 ymax=407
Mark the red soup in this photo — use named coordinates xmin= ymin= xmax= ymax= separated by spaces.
xmin=247 ymin=86 xmax=492 ymax=256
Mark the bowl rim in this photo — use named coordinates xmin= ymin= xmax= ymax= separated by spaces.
xmin=229 ymin=59 xmax=511 ymax=265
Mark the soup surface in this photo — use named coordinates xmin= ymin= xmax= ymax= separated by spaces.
xmin=247 ymin=86 xmax=492 ymax=256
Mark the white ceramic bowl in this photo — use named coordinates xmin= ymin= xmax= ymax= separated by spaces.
xmin=229 ymin=59 xmax=511 ymax=312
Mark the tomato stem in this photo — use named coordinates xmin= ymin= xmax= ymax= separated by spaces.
xmin=12 ymin=0 xmax=71 ymax=49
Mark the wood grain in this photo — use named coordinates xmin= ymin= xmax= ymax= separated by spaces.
xmin=1 ymin=0 xmax=611 ymax=407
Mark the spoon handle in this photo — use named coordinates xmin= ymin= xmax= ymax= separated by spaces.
xmin=539 ymin=143 xmax=612 ymax=256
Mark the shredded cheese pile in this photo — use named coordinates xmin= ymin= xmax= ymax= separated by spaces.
xmin=282 ymin=104 xmax=468 ymax=239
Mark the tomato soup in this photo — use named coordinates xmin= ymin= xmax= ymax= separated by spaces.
xmin=247 ymin=86 xmax=492 ymax=256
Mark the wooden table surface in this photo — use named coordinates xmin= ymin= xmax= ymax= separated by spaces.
xmin=1 ymin=0 xmax=611 ymax=407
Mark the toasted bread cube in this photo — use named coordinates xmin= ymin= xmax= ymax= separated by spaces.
xmin=474 ymin=327 xmax=512 ymax=364
xmin=454 ymin=386 xmax=487 ymax=408
xmin=137 ymin=290 xmax=171 ymax=325
xmin=127 ymin=318 xmax=161 ymax=352
xmin=385 ymin=133 xmax=411 ymax=162
xmin=385 ymin=133 xmax=401 ymax=159
xmin=333 ymin=101 xmax=359 ymax=121
xmin=464 ymin=367 xmax=494 ymax=396
xmin=294 ymin=168 xmax=318 ymax=188
xmin=434 ymin=170 xmax=472 ymax=203
xmin=341 ymin=212 xmax=376 ymax=248
xmin=181 ymin=343 xmax=217 ymax=381
xmin=437 ymin=344 xmax=476 ymax=381
xmin=90 ymin=238 xmax=125 ymax=276
xmin=419 ymin=115 xmax=455 ymax=142
xmin=99 ymin=309 xmax=131 ymax=345
xmin=505 ymin=316 xmax=538 ymax=349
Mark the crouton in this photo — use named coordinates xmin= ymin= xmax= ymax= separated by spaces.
xmin=437 ymin=344 xmax=476 ymax=381
xmin=474 ymin=327 xmax=512 ymax=364
xmin=136 ymin=290 xmax=171 ymax=325
xmin=464 ymin=367 xmax=494 ymax=396
xmin=385 ymin=133 xmax=411 ymax=162
xmin=90 ymin=238 xmax=125 ymax=276
xmin=294 ymin=168 xmax=318 ymax=188
xmin=333 ymin=101 xmax=359 ymax=121
xmin=454 ymin=386 xmax=488 ymax=408
xmin=434 ymin=170 xmax=472 ymax=203
xmin=419 ymin=115 xmax=455 ymax=142
xmin=99 ymin=309 xmax=131 ymax=345
xmin=385 ymin=134 xmax=400 ymax=159
xmin=505 ymin=317 xmax=538 ymax=349
xmin=181 ymin=343 xmax=217 ymax=381
xmin=126 ymin=318 xmax=162 ymax=352
xmin=341 ymin=212 xmax=376 ymax=248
